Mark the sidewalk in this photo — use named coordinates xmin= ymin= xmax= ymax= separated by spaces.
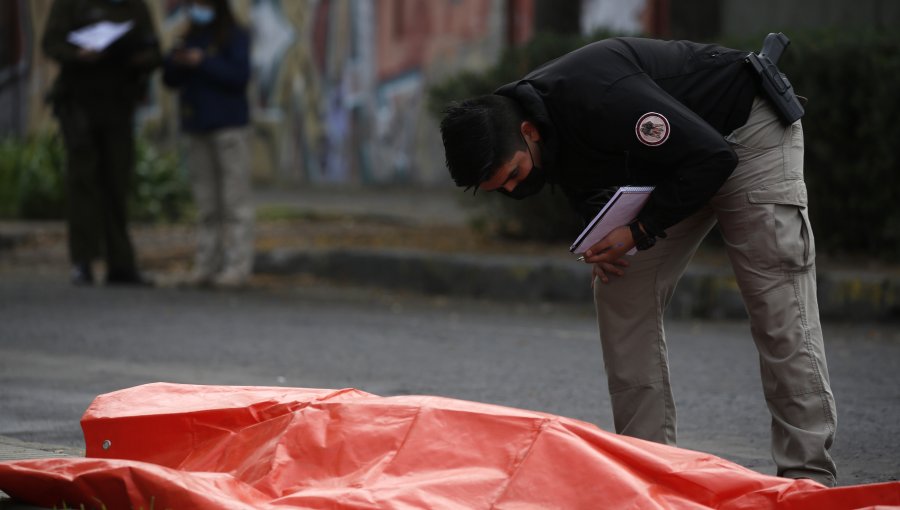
xmin=252 ymin=185 xmax=900 ymax=322
xmin=1 ymin=185 xmax=899 ymax=321
xmin=0 ymin=436 xmax=80 ymax=508
xmin=0 ymin=436 xmax=80 ymax=463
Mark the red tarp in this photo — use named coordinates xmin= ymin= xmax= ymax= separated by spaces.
xmin=0 ymin=382 xmax=897 ymax=509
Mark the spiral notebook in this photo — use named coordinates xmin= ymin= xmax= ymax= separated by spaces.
xmin=569 ymin=186 xmax=655 ymax=256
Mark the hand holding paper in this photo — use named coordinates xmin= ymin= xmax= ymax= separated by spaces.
xmin=67 ymin=20 xmax=134 ymax=53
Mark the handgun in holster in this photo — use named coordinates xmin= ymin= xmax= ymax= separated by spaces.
xmin=746 ymin=32 xmax=805 ymax=124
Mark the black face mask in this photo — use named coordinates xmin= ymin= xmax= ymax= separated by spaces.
xmin=497 ymin=165 xmax=546 ymax=200
xmin=497 ymin=136 xmax=546 ymax=200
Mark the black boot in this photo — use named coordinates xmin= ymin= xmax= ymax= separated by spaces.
xmin=71 ymin=263 xmax=94 ymax=286
xmin=106 ymin=269 xmax=153 ymax=287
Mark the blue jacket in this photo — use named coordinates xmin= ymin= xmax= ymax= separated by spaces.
xmin=163 ymin=27 xmax=250 ymax=133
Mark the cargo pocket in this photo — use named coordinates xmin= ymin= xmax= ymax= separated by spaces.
xmin=747 ymin=180 xmax=815 ymax=273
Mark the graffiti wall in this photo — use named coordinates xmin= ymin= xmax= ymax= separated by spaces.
xmin=1 ymin=0 xmax=55 ymax=138
xmin=4 ymin=0 xmax=522 ymax=187
xmin=0 ymin=1 xmax=28 ymax=137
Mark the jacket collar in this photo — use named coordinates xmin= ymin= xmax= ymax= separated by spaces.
xmin=494 ymin=81 xmax=559 ymax=183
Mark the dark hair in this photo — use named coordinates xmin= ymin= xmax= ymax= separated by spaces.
xmin=439 ymin=95 xmax=527 ymax=190
xmin=186 ymin=0 xmax=240 ymax=48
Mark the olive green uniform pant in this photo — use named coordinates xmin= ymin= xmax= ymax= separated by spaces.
xmin=593 ymin=97 xmax=837 ymax=486
xmin=57 ymin=101 xmax=137 ymax=276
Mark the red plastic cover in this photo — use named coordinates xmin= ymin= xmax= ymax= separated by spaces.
xmin=0 ymin=383 xmax=897 ymax=509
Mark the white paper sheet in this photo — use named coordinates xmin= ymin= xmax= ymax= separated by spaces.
xmin=67 ymin=20 xmax=134 ymax=52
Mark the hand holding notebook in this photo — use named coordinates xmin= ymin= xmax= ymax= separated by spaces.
xmin=569 ymin=186 xmax=654 ymax=257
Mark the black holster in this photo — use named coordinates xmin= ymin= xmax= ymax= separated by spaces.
xmin=746 ymin=32 xmax=805 ymax=124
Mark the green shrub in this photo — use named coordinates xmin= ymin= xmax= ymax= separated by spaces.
xmin=427 ymin=31 xmax=593 ymax=117
xmin=131 ymin=140 xmax=192 ymax=223
xmin=429 ymin=29 xmax=900 ymax=259
xmin=0 ymin=134 xmax=191 ymax=223
xmin=776 ymin=30 xmax=900 ymax=260
xmin=0 ymin=134 xmax=66 ymax=219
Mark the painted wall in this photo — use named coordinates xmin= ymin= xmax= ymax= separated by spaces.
xmin=1 ymin=0 xmax=55 ymax=139
xmin=581 ymin=0 xmax=647 ymax=36
xmin=3 ymin=0 xmax=522 ymax=187
xmin=0 ymin=1 xmax=29 ymax=137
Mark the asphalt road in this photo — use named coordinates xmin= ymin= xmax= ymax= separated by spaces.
xmin=0 ymin=271 xmax=898 ymax=487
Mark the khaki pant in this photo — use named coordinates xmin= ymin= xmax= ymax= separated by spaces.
xmin=593 ymin=97 xmax=837 ymax=485
xmin=186 ymin=127 xmax=254 ymax=283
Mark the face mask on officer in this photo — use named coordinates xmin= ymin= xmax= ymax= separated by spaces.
xmin=496 ymin=133 xmax=546 ymax=200
xmin=189 ymin=4 xmax=216 ymax=25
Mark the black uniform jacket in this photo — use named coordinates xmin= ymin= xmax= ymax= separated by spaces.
xmin=495 ymin=37 xmax=760 ymax=236
xmin=42 ymin=0 xmax=161 ymax=109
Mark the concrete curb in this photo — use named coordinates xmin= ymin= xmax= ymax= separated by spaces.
xmin=0 ymin=437 xmax=80 ymax=462
xmin=255 ymin=247 xmax=900 ymax=321
xmin=0 ymin=436 xmax=81 ymax=509
xmin=3 ymin=221 xmax=898 ymax=321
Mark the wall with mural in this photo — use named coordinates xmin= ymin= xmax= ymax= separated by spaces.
xmin=3 ymin=0 xmax=527 ymax=187
xmin=0 ymin=1 xmax=29 ymax=136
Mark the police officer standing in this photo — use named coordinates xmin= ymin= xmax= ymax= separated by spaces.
xmin=42 ymin=0 xmax=161 ymax=285
xmin=440 ymin=36 xmax=837 ymax=486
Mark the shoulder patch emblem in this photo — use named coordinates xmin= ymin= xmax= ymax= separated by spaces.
xmin=635 ymin=112 xmax=670 ymax=146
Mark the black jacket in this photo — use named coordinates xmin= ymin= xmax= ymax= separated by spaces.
xmin=495 ymin=37 xmax=760 ymax=236
xmin=42 ymin=0 xmax=161 ymax=109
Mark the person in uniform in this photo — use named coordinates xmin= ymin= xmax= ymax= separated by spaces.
xmin=42 ymin=0 xmax=161 ymax=285
xmin=439 ymin=37 xmax=837 ymax=486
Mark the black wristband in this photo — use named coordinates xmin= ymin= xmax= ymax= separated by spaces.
xmin=629 ymin=220 xmax=657 ymax=251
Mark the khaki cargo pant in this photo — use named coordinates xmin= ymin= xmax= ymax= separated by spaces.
xmin=593 ymin=97 xmax=837 ymax=485
xmin=186 ymin=127 xmax=255 ymax=282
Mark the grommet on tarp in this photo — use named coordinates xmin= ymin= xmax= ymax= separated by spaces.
xmin=101 ymin=440 xmax=111 ymax=450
